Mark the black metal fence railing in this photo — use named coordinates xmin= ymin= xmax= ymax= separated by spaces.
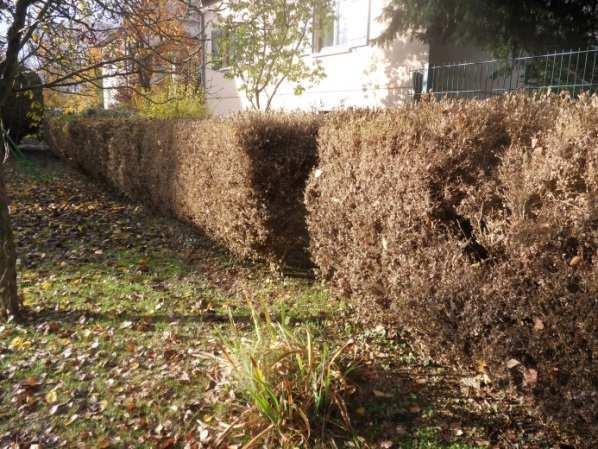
xmin=412 ymin=48 xmax=598 ymax=99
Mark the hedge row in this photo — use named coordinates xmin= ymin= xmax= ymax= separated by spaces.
xmin=46 ymin=113 xmax=319 ymax=266
xmin=46 ymin=94 xmax=597 ymax=445
xmin=305 ymin=94 xmax=597 ymax=445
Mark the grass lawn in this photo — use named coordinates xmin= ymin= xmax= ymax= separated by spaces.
xmin=0 ymin=154 xmax=561 ymax=449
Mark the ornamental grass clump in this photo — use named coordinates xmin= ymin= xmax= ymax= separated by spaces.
xmin=219 ymin=306 xmax=356 ymax=448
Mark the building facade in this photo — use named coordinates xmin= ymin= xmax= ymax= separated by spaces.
xmin=201 ymin=0 xmax=435 ymax=115
xmin=100 ymin=1 xmax=489 ymax=113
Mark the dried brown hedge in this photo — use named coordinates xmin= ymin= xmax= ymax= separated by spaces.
xmin=46 ymin=113 xmax=319 ymax=265
xmin=306 ymin=94 xmax=597 ymax=445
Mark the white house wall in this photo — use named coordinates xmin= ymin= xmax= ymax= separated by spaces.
xmin=101 ymin=65 xmax=124 ymax=109
xmin=203 ymin=0 xmax=430 ymax=115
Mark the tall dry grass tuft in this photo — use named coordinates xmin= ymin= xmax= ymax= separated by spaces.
xmin=218 ymin=306 xmax=356 ymax=448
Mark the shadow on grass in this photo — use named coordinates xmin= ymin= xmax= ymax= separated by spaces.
xmin=343 ymin=359 xmax=565 ymax=449
xmin=14 ymin=151 xmax=315 ymax=281
xmin=22 ymin=304 xmax=333 ymax=335
xmin=22 ymin=307 xmax=247 ymax=327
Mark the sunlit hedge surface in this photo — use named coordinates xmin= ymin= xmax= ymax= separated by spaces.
xmin=46 ymin=113 xmax=319 ymax=266
xmin=47 ymin=94 xmax=597 ymax=445
xmin=306 ymin=94 xmax=597 ymax=445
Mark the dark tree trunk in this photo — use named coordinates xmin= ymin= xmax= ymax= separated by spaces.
xmin=0 ymin=0 xmax=35 ymax=320
xmin=0 ymin=165 xmax=20 ymax=320
xmin=136 ymin=49 xmax=153 ymax=91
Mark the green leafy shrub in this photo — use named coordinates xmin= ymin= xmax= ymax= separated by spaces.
xmin=133 ymin=82 xmax=208 ymax=119
xmin=305 ymin=93 xmax=597 ymax=447
xmin=219 ymin=306 xmax=356 ymax=448
xmin=49 ymin=106 xmax=134 ymax=123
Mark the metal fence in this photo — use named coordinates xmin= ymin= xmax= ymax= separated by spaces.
xmin=412 ymin=48 xmax=598 ymax=99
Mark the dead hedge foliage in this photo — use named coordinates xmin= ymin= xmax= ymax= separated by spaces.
xmin=46 ymin=94 xmax=596 ymax=444
xmin=305 ymin=94 xmax=597 ymax=445
xmin=46 ymin=113 xmax=319 ymax=266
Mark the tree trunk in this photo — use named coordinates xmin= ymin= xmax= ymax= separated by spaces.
xmin=0 ymin=165 xmax=20 ymax=320
xmin=137 ymin=51 xmax=153 ymax=91
xmin=0 ymin=0 xmax=35 ymax=320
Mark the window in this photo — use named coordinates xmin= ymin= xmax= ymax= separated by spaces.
xmin=211 ymin=28 xmax=230 ymax=70
xmin=314 ymin=0 xmax=369 ymax=52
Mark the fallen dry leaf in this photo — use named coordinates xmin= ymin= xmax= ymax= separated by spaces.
xmin=373 ymin=389 xmax=393 ymax=398
xmin=533 ymin=318 xmax=545 ymax=331
xmin=506 ymin=359 xmax=520 ymax=369
xmin=66 ymin=414 xmax=79 ymax=426
xmin=524 ymin=368 xmax=538 ymax=386
xmin=569 ymin=255 xmax=582 ymax=267
xmin=45 ymin=389 xmax=59 ymax=404
xmin=9 ymin=336 xmax=32 ymax=351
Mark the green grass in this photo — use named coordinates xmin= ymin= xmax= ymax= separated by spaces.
xmin=1 ymin=238 xmax=354 ymax=448
xmin=3 ymin=255 xmax=227 ymax=447
xmin=0 ymin=155 xmax=488 ymax=449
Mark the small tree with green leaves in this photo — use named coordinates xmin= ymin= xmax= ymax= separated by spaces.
xmin=214 ymin=0 xmax=332 ymax=111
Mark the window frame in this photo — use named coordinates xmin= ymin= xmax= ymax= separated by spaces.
xmin=210 ymin=28 xmax=232 ymax=72
xmin=312 ymin=0 xmax=371 ymax=56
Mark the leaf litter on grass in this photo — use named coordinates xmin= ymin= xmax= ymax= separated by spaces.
xmin=0 ymin=153 xmax=570 ymax=449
